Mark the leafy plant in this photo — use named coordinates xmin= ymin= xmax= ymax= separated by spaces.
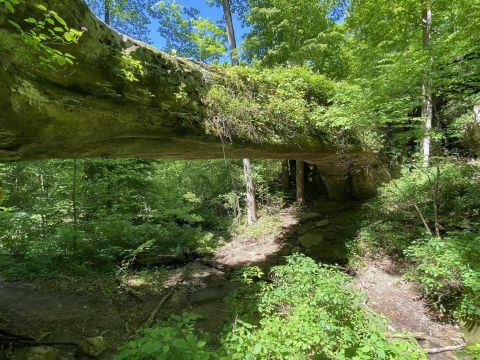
xmin=0 ymin=0 xmax=19 ymax=13
xmin=222 ymin=254 xmax=424 ymax=359
xmin=114 ymin=312 xmax=214 ymax=360
xmin=359 ymin=160 xmax=480 ymax=253
xmin=405 ymin=233 xmax=480 ymax=327
xmin=116 ymin=255 xmax=424 ymax=359
xmin=8 ymin=3 xmax=83 ymax=70
xmin=359 ymin=160 xmax=480 ymax=325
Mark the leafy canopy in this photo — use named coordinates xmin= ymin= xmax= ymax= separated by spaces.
xmin=153 ymin=0 xmax=227 ymax=63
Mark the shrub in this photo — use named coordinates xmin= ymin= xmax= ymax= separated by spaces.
xmin=359 ymin=160 xmax=480 ymax=325
xmin=359 ymin=160 xmax=480 ymax=254
xmin=405 ymin=233 xmax=480 ymax=327
xmin=116 ymin=255 xmax=425 ymax=360
xmin=222 ymin=254 xmax=424 ymax=359
xmin=114 ymin=312 xmax=214 ymax=360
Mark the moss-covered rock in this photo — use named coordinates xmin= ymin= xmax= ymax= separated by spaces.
xmin=299 ymin=234 xmax=324 ymax=248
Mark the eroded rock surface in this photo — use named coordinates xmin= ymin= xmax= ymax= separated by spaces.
xmin=0 ymin=0 xmax=379 ymax=181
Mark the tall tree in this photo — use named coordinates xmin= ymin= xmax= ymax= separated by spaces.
xmin=296 ymin=160 xmax=305 ymax=204
xmin=152 ymin=0 xmax=227 ymax=63
xmin=243 ymin=0 xmax=349 ymax=78
xmin=220 ymin=0 xmax=258 ymax=224
xmin=281 ymin=160 xmax=289 ymax=193
xmin=345 ymin=0 xmax=480 ymax=164
xmin=242 ymin=159 xmax=258 ymax=224
xmin=221 ymin=0 xmax=239 ymax=65
xmin=85 ymin=0 xmax=154 ymax=41
xmin=421 ymin=1 xmax=433 ymax=167
xmin=72 ymin=159 xmax=78 ymax=251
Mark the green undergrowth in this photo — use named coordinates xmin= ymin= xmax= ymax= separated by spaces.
xmin=358 ymin=159 xmax=480 ymax=327
xmin=0 ymin=159 xmax=284 ymax=281
xmin=115 ymin=254 xmax=425 ymax=360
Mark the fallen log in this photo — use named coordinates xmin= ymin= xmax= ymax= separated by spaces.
xmin=138 ymin=266 xmax=189 ymax=332
xmin=133 ymin=253 xmax=199 ymax=267
xmin=133 ymin=253 xmax=228 ymax=273
xmin=426 ymin=344 xmax=465 ymax=354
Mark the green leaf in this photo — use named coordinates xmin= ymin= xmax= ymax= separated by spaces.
xmin=253 ymin=343 xmax=262 ymax=354
xmin=53 ymin=14 xmax=67 ymax=26
xmin=63 ymin=33 xmax=74 ymax=42
xmin=5 ymin=1 xmax=14 ymax=13
xmin=53 ymin=27 xmax=64 ymax=32
xmin=34 ymin=4 xmax=47 ymax=11
xmin=8 ymin=20 xmax=21 ymax=30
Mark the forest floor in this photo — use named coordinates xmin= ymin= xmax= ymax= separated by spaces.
xmin=0 ymin=199 xmax=469 ymax=359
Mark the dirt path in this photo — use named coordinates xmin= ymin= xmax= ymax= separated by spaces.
xmin=356 ymin=257 xmax=466 ymax=359
xmin=214 ymin=207 xmax=298 ymax=268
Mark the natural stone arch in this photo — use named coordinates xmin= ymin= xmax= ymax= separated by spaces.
xmin=0 ymin=1 xmax=387 ymax=198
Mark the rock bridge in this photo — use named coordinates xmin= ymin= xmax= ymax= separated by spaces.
xmin=0 ymin=0 xmax=386 ymax=199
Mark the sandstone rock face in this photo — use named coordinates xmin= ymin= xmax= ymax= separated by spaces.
xmin=0 ymin=1 xmax=388 ymax=202
xmin=311 ymin=158 xmax=389 ymax=200
xmin=0 ymin=1 xmax=345 ymax=161
xmin=468 ymin=105 xmax=480 ymax=155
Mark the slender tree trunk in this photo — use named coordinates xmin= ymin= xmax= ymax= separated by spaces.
xmin=221 ymin=0 xmax=257 ymax=223
xmin=282 ymin=160 xmax=289 ymax=193
xmin=433 ymin=164 xmax=441 ymax=237
xmin=296 ymin=160 xmax=305 ymax=204
xmin=72 ymin=159 xmax=78 ymax=252
xmin=243 ymin=158 xmax=257 ymax=225
xmin=104 ymin=0 xmax=111 ymax=25
xmin=39 ymin=172 xmax=47 ymax=231
xmin=421 ymin=2 xmax=433 ymax=168
xmin=222 ymin=0 xmax=239 ymax=66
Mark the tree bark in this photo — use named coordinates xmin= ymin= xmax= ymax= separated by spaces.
xmin=421 ymin=2 xmax=433 ymax=168
xmin=72 ymin=159 xmax=78 ymax=251
xmin=221 ymin=0 xmax=239 ymax=66
xmin=220 ymin=0 xmax=257 ymax=224
xmin=282 ymin=160 xmax=289 ymax=193
xmin=104 ymin=0 xmax=111 ymax=25
xmin=296 ymin=160 xmax=305 ymax=204
xmin=243 ymin=158 xmax=258 ymax=224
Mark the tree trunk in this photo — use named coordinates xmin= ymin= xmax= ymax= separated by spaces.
xmin=243 ymin=158 xmax=257 ymax=224
xmin=221 ymin=0 xmax=239 ymax=66
xmin=296 ymin=160 xmax=305 ymax=204
xmin=421 ymin=2 xmax=433 ymax=168
xmin=104 ymin=0 xmax=111 ymax=25
xmin=39 ymin=172 xmax=47 ymax=232
xmin=282 ymin=160 xmax=289 ymax=193
xmin=221 ymin=0 xmax=257 ymax=224
xmin=72 ymin=159 xmax=78 ymax=251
